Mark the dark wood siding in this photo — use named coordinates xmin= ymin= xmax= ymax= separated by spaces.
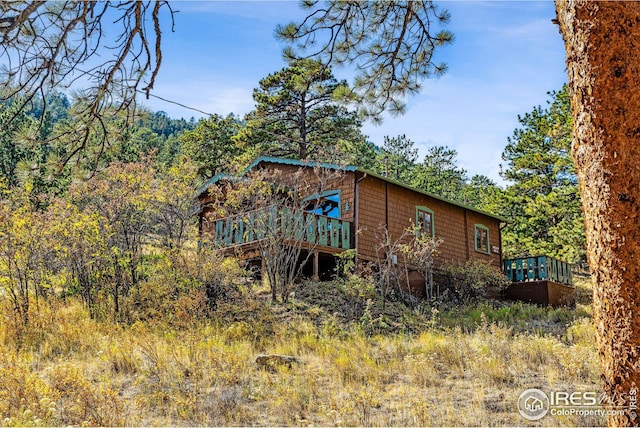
xmin=198 ymin=162 xmax=502 ymax=269
xmin=355 ymin=173 xmax=501 ymax=268
xmin=198 ymin=163 xmax=356 ymax=237
xmin=251 ymin=163 xmax=356 ymax=223
xmin=505 ymin=280 xmax=575 ymax=307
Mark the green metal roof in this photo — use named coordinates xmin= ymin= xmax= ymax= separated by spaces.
xmin=245 ymin=155 xmax=358 ymax=174
xmin=197 ymin=155 xmax=505 ymax=222
xmin=196 ymin=173 xmax=234 ymax=197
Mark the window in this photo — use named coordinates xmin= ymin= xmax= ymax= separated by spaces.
xmin=415 ymin=206 xmax=435 ymax=238
xmin=304 ymin=191 xmax=341 ymax=218
xmin=474 ymin=224 xmax=490 ymax=254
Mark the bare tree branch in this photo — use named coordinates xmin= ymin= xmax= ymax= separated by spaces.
xmin=0 ymin=1 xmax=173 ymax=164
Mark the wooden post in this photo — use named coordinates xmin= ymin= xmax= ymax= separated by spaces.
xmin=261 ymin=256 xmax=269 ymax=289
xmin=312 ymin=251 xmax=320 ymax=282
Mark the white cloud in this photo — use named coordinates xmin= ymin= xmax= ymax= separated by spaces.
xmin=138 ymin=0 xmax=567 ymax=188
xmin=201 ymin=86 xmax=255 ymax=116
xmin=362 ymin=67 xmax=562 ymax=187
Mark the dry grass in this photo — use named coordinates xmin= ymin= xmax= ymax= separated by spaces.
xmin=0 ymin=276 xmax=602 ymax=426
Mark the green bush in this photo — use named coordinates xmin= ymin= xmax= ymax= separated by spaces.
xmin=122 ymin=248 xmax=247 ymax=326
xmin=438 ymin=260 xmax=510 ymax=303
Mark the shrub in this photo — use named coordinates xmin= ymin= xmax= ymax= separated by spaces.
xmin=48 ymin=363 xmax=127 ymax=426
xmin=0 ymin=359 xmax=59 ymax=425
xmin=338 ymin=269 xmax=376 ymax=303
xmin=122 ymin=248 xmax=246 ymax=326
xmin=371 ymin=225 xmax=441 ymax=304
xmin=438 ymin=260 xmax=510 ymax=303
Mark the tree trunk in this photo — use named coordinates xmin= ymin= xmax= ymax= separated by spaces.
xmin=556 ymin=1 xmax=640 ymax=425
xmin=299 ymin=93 xmax=308 ymax=160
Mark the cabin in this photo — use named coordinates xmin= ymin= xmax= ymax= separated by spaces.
xmin=197 ymin=156 xmax=505 ymax=296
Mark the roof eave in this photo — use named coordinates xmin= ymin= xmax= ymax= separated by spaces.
xmin=196 ymin=156 xmax=505 ymax=222
xmin=354 ymin=167 xmax=506 ymax=222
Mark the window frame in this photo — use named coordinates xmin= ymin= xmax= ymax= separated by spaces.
xmin=303 ymin=190 xmax=342 ymax=219
xmin=474 ymin=223 xmax=490 ymax=254
xmin=415 ymin=205 xmax=435 ymax=238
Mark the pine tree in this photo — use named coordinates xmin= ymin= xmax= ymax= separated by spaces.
xmin=0 ymin=100 xmax=36 ymax=187
xmin=499 ymin=85 xmax=585 ymax=264
xmin=412 ymin=146 xmax=467 ymax=202
xmin=277 ymin=1 xmax=453 ymax=120
xmin=180 ymin=114 xmax=242 ymax=182
xmin=235 ymin=59 xmax=363 ymax=161
xmin=376 ymin=134 xmax=418 ymax=182
xmin=463 ymin=174 xmax=502 ymax=211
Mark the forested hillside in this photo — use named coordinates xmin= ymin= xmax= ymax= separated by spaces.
xmin=0 ymin=48 xmax=591 ymax=428
xmin=0 ymin=81 xmax=585 ymax=328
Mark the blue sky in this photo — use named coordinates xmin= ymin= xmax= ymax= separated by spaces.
xmin=141 ymin=1 xmax=568 ymax=185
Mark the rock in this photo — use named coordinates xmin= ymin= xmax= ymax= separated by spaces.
xmin=255 ymin=354 xmax=300 ymax=370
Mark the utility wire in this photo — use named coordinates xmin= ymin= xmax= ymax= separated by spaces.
xmin=5 ymin=43 xmax=218 ymax=118
xmin=73 ymin=65 xmax=218 ymax=117
xmin=137 ymin=89 xmax=214 ymax=117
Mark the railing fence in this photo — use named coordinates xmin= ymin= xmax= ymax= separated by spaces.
xmin=503 ymin=256 xmax=573 ymax=286
xmin=208 ymin=206 xmax=351 ymax=250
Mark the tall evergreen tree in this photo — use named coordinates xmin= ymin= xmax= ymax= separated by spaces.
xmin=499 ymin=85 xmax=585 ymax=264
xmin=412 ymin=146 xmax=467 ymax=202
xmin=235 ymin=59 xmax=362 ymax=161
xmin=139 ymin=111 xmax=195 ymax=139
xmin=376 ymin=134 xmax=418 ymax=182
xmin=0 ymin=100 xmax=36 ymax=187
xmin=331 ymin=137 xmax=378 ymax=170
xmin=502 ymin=85 xmax=575 ymax=196
xmin=463 ymin=174 xmax=503 ymax=211
xmin=27 ymin=92 xmax=70 ymax=140
xmin=107 ymin=126 xmax=165 ymax=164
xmin=180 ymin=114 xmax=242 ymax=182
xmin=277 ymin=1 xmax=453 ymax=120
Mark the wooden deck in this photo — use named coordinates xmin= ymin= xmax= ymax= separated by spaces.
xmin=503 ymin=256 xmax=575 ymax=306
xmin=504 ymin=280 xmax=575 ymax=306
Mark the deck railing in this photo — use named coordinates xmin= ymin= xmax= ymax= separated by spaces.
xmin=503 ymin=256 xmax=573 ymax=286
xmin=208 ymin=206 xmax=352 ymax=250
